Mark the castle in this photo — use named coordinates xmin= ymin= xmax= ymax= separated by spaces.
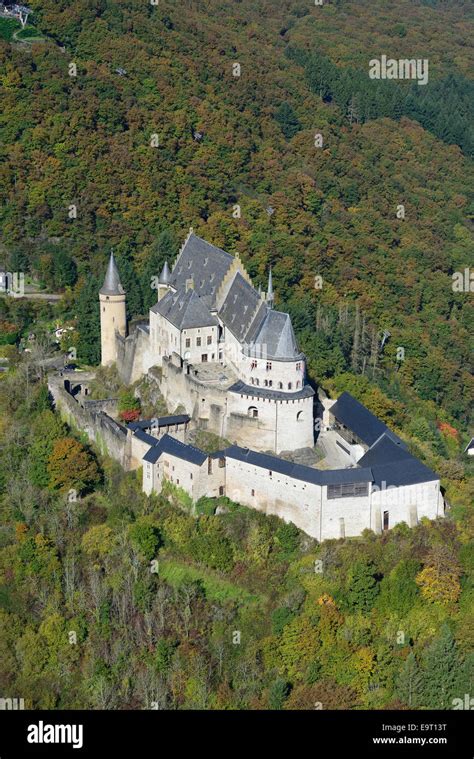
xmin=94 ymin=231 xmax=444 ymax=541
xmin=100 ymin=229 xmax=314 ymax=454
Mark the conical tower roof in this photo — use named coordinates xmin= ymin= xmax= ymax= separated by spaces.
xmin=100 ymin=252 xmax=124 ymax=295
xmin=266 ymin=267 xmax=274 ymax=306
xmin=159 ymin=260 xmax=171 ymax=284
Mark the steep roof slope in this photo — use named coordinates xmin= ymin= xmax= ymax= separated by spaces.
xmin=170 ymin=233 xmax=233 ymax=308
xmin=151 ymin=288 xmax=218 ymax=330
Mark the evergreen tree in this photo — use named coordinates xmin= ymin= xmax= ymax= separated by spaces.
xmin=76 ymin=276 xmax=101 ymax=365
xmin=346 ymin=560 xmax=380 ymax=613
xmin=142 ymin=230 xmax=177 ymax=312
xmin=268 ymin=678 xmax=290 ymax=710
xmin=422 ymin=625 xmax=461 ymax=708
xmin=396 ymin=652 xmax=423 ymax=708
xmin=53 ymin=249 xmax=77 ymax=289
xmin=115 ymin=255 xmax=143 ymax=319
xmin=275 ymin=102 xmax=301 ymax=139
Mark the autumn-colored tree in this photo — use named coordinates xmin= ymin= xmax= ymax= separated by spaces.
xmin=416 ymin=546 xmax=462 ymax=607
xmin=279 ymin=616 xmax=320 ymax=682
xmin=284 ymin=679 xmax=359 ymax=710
xmin=47 ymin=437 xmax=100 ymax=494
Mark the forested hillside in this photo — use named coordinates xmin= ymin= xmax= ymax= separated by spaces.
xmin=0 ymin=0 xmax=472 ymax=709
xmin=0 ymin=370 xmax=472 ymax=709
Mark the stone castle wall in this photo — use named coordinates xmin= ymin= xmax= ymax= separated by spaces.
xmin=48 ymin=376 xmax=129 ymax=466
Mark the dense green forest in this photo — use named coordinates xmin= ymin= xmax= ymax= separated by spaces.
xmin=0 ymin=0 xmax=473 ymax=709
xmin=0 ymin=370 xmax=472 ymax=709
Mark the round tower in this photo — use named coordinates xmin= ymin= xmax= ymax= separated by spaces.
xmin=99 ymin=252 xmax=126 ymax=366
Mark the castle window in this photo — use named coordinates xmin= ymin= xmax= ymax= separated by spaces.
xmin=251 ymin=489 xmax=255 ymax=497
xmin=190 ymin=473 xmax=193 ymax=480
xmin=268 ymin=380 xmax=273 ymax=387
xmin=250 ymin=360 xmax=257 ymax=370
xmin=207 ymin=335 xmax=212 ymax=345
xmin=201 ymin=354 xmax=208 ymax=362
xmin=266 ymin=361 xmax=272 ymax=371
xmin=288 ymin=382 xmax=292 ymax=390
xmin=218 ymin=458 xmax=225 ymax=468
xmin=177 ymin=479 xmax=180 ymax=485
xmin=196 ymin=337 xmax=201 ymax=346
xmin=296 ymin=380 xmax=300 ymax=388
xmin=219 ymin=486 xmax=224 ymax=495
xmin=248 ymin=406 xmax=258 ymax=418
xmin=297 ymin=410 xmax=304 ymax=422
xmin=269 ymin=470 xmax=272 ymax=477
xmin=185 ymin=338 xmax=191 ymax=348
xmin=264 ymin=380 xmax=268 ymax=387
xmin=327 ymin=482 xmax=369 ymax=499
xmin=278 ymin=382 xmax=283 ymax=389
xmin=255 ymin=379 xmax=259 ymax=386
xmin=296 ymin=362 xmax=301 ymax=371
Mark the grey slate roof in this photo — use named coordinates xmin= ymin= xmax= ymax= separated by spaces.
xmin=229 ymin=379 xmax=314 ymax=401
xmin=134 ymin=429 xmax=159 ymax=446
xmin=143 ymin=434 xmax=208 ymax=466
xmin=358 ymin=432 xmax=438 ymax=487
xmin=150 ymin=288 xmax=218 ymax=330
xmin=356 ymin=433 xmax=410 ymax=467
xmin=219 ymin=272 xmax=261 ymax=342
xmin=369 ymin=459 xmax=439 ymax=488
xmin=248 ymin=309 xmax=302 ymax=360
xmin=170 ymin=233 xmax=233 ymax=308
xmin=100 ymin=252 xmax=124 ymax=295
xmin=128 ymin=414 xmax=190 ymax=432
xmin=330 ymin=392 xmax=405 ymax=448
xmin=224 ymin=445 xmax=373 ymax=486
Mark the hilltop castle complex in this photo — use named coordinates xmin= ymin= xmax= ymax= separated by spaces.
xmin=100 ymin=229 xmax=314 ymax=454
xmin=57 ymin=230 xmax=444 ymax=542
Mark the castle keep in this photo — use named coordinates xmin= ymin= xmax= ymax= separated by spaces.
xmin=100 ymin=230 xmax=314 ymax=454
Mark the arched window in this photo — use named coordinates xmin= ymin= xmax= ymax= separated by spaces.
xmin=288 ymin=382 xmax=292 ymax=390
xmin=248 ymin=406 xmax=258 ymax=418
xmin=297 ymin=410 xmax=304 ymax=423
xmin=296 ymin=380 xmax=300 ymax=388
xmin=278 ymin=382 xmax=283 ymax=389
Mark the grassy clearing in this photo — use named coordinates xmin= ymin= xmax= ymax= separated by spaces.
xmin=16 ymin=26 xmax=44 ymax=41
xmin=0 ymin=17 xmax=19 ymax=40
xmin=158 ymin=557 xmax=263 ymax=605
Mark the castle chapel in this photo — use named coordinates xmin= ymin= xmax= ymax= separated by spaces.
xmin=99 ymin=230 xmax=315 ymax=453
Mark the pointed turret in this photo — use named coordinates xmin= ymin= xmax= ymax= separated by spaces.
xmin=266 ymin=268 xmax=274 ymax=309
xmin=100 ymin=252 xmax=124 ymax=295
xmin=159 ymin=261 xmax=171 ymax=285
xmin=99 ymin=252 xmax=126 ymax=366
